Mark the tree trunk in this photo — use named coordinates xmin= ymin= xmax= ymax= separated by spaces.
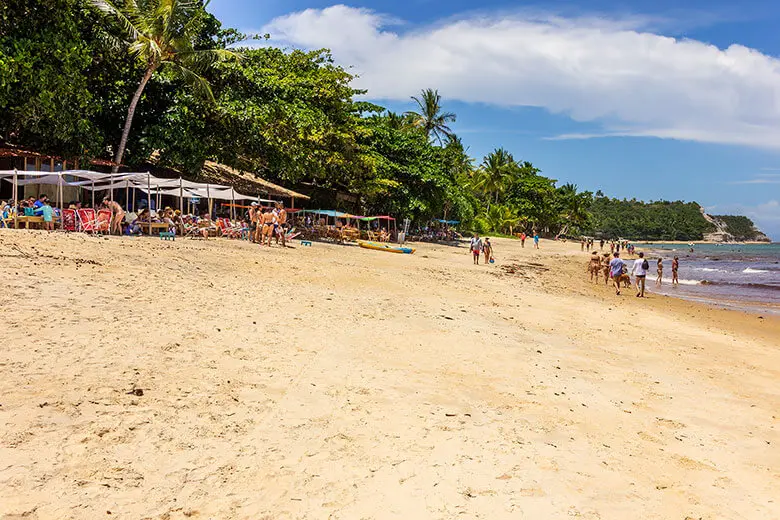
xmin=113 ymin=65 xmax=157 ymax=173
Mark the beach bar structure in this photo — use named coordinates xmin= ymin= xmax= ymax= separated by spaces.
xmin=0 ymin=169 xmax=304 ymax=229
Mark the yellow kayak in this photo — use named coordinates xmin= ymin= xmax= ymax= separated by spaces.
xmin=358 ymin=241 xmax=416 ymax=254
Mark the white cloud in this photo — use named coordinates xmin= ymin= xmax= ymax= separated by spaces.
xmin=262 ymin=5 xmax=780 ymax=149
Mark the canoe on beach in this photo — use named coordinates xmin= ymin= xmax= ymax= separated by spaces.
xmin=358 ymin=240 xmax=416 ymax=254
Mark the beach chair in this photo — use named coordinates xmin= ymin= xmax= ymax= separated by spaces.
xmin=61 ymin=209 xmax=77 ymax=231
xmin=77 ymin=208 xmax=98 ymax=232
xmin=96 ymin=209 xmax=111 ymax=233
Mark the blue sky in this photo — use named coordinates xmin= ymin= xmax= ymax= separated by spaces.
xmin=210 ymin=1 xmax=780 ymax=239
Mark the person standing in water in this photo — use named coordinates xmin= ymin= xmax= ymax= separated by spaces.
xmin=656 ymin=258 xmax=663 ymax=286
xmin=672 ymin=256 xmax=679 ymax=286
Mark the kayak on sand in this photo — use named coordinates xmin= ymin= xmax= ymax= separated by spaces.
xmin=357 ymin=241 xmax=416 ymax=254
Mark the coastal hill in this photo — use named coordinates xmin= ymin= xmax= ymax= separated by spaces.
xmin=701 ymin=212 xmax=771 ymax=243
xmin=587 ymin=195 xmax=770 ymax=242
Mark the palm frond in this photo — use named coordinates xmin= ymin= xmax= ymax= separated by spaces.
xmin=177 ymin=48 xmax=241 ymax=71
xmin=163 ymin=60 xmax=215 ymax=102
xmin=88 ymin=0 xmax=141 ymax=39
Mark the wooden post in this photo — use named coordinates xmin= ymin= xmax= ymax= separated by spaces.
xmin=206 ymin=183 xmax=211 ymax=218
xmin=13 ymin=168 xmax=18 ymax=229
xmin=147 ymin=172 xmax=152 ymax=233
xmin=179 ymin=177 xmax=183 ymax=215
xmin=231 ymin=188 xmax=235 ymax=221
xmin=58 ymin=173 xmax=64 ymax=229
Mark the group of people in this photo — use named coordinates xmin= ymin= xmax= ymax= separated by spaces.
xmin=469 ymin=233 xmax=494 ymax=265
xmin=1 ymin=194 xmax=58 ymax=230
xmin=588 ymin=249 xmax=680 ymax=296
xmin=248 ymin=202 xmax=288 ymax=247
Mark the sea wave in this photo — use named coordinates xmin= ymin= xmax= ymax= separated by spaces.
xmin=743 ymin=268 xmax=769 ymax=274
xmin=676 ymin=279 xmax=703 ymax=286
xmin=672 ymin=279 xmax=780 ymax=291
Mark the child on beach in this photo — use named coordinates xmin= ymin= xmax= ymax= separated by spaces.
xmin=38 ymin=200 xmax=54 ymax=231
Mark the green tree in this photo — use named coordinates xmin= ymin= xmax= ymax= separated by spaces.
xmin=556 ymin=183 xmax=592 ymax=236
xmin=405 ymin=88 xmax=456 ymax=144
xmin=88 ymin=0 xmax=237 ymax=170
xmin=472 ymin=148 xmax=517 ymax=205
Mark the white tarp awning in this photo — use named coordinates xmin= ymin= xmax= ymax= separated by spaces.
xmin=1 ymin=170 xmax=282 ymax=203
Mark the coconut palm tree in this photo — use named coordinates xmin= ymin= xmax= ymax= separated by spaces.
xmin=472 ymin=148 xmax=518 ymax=206
xmin=557 ymin=183 xmax=592 ymax=235
xmin=405 ymin=88 xmax=456 ymax=144
xmin=479 ymin=204 xmax=520 ymax=234
xmin=89 ymin=0 xmax=238 ymax=171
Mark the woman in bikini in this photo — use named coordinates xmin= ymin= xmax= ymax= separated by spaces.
xmin=656 ymin=258 xmax=663 ymax=286
xmin=483 ymin=238 xmax=493 ymax=264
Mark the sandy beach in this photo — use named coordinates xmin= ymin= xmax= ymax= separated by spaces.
xmin=1 ymin=231 xmax=778 ymax=520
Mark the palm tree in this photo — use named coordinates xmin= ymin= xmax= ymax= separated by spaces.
xmin=557 ymin=183 xmax=592 ymax=235
xmin=89 ymin=0 xmax=238 ymax=171
xmin=385 ymin=111 xmax=414 ymax=131
xmin=472 ymin=148 xmax=518 ymax=206
xmin=480 ymin=204 xmax=520 ymax=235
xmin=405 ymin=88 xmax=456 ymax=144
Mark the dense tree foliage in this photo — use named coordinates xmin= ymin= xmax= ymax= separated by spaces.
xmin=0 ymin=1 xmax=754 ymax=238
xmin=586 ymin=196 xmax=715 ymax=240
xmin=711 ymin=215 xmax=761 ymax=241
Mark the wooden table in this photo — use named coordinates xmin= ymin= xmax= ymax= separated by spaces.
xmin=137 ymin=222 xmax=170 ymax=234
xmin=15 ymin=216 xmax=44 ymax=229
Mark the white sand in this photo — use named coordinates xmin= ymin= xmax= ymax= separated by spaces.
xmin=1 ymin=231 xmax=778 ymax=519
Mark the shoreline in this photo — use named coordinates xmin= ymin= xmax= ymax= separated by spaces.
xmin=1 ymin=230 xmax=778 ymax=519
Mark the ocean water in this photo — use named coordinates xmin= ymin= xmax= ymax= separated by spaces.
xmin=636 ymin=243 xmax=780 ymax=313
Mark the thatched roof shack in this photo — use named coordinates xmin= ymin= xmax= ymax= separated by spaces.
xmin=199 ymin=161 xmax=309 ymax=202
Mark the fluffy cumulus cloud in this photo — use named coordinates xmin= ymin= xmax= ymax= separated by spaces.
xmin=262 ymin=5 xmax=780 ymax=149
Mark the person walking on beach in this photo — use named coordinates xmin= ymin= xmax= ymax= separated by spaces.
xmin=470 ymin=234 xmax=483 ymax=264
xmin=520 ymin=232 xmax=526 ymax=248
xmin=656 ymin=258 xmax=663 ymax=286
xmin=672 ymin=256 xmax=679 ymax=286
xmin=609 ymin=252 xmax=625 ymax=295
xmin=588 ymin=251 xmax=601 ymax=283
xmin=533 ymin=233 xmax=540 ymax=249
xmin=483 ymin=238 xmax=493 ymax=264
xmin=600 ymin=239 xmax=604 ymax=251
xmin=632 ymin=252 xmax=649 ymax=297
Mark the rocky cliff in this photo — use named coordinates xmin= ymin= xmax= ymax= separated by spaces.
xmin=700 ymin=207 xmax=771 ymax=242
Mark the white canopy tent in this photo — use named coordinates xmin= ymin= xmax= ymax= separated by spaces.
xmin=0 ymin=168 xmax=282 ymax=228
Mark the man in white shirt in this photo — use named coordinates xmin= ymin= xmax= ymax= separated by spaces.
xmin=470 ymin=234 xmax=483 ymax=265
xmin=632 ymin=251 xmax=649 ymax=297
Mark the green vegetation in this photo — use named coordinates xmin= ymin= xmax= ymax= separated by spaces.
xmin=711 ymin=215 xmax=761 ymax=241
xmin=585 ymin=196 xmax=715 ymax=240
xmin=0 ymin=1 xmax=763 ymax=240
